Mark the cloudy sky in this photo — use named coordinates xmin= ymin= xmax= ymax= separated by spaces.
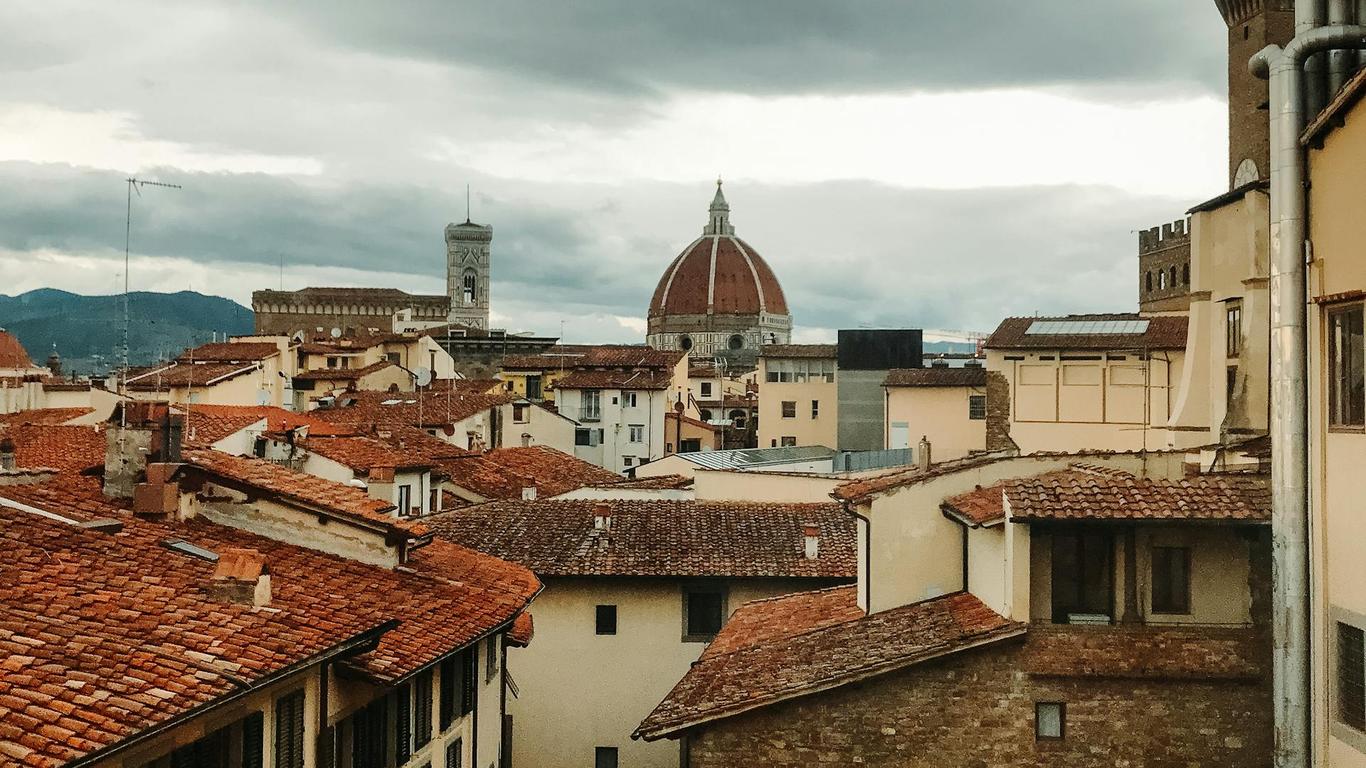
xmin=0 ymin=1 xmax=1231 ymax=343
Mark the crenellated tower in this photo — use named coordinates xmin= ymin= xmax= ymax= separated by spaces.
xmin=1213 ymin=0 xmax=1295 ymax=189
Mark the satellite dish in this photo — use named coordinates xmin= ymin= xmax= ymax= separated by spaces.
xmin=330 ymin=327 xmax=342 ymax=338
xmin=414 ymin=367 xmax=433 ymax=387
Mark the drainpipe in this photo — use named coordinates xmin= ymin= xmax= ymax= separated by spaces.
xmin=1252 ymin=22 xmax=1366 ymax=768
xmin=1329 ymin=0 xmax=1356 ymax=93
xmin=1301 ymin=0 xmax=1328 ymax=115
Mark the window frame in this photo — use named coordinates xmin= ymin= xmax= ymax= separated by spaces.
xmin=1226 ymin=301 xmax=1243 ymax=357
xmin=780 ymin=400 xmax=796 ymax=419
xmin=1150 ymin=546 xmax=1192 ymax=615
xmin=582 ymin=389 xmax=602 ymax=421
xmin=968 ymin=394 xmax=987 ymax=420
xmin=780 ymin=436 xmax=797 ymax=447
xmin=414 ymin=669 xmax=433 ymax=748
xmin=810 ymin=399 xmax=820 ymax=419
xmin=397 ymin=484 xmax=412 ymax=517
xmin=628 ymin=424 xmax=645 ymax=443
xmin=682 ymin=584 xmax=728 ymax=643
xmin=273 ymin=688 xmax=306 ymax=768
xmin=700 ymin=382 xmax=713 ymax=397
xmin=1049 ymin=529 xmax=1115 ymax=624
xmin=1328 ymin=304 xmax=1366 ymax=430
xmin=596 ymin=604 xmax=618 ymax=635
xmin=1035 ymin=701 xmax=1066 ymax=741
xmin=595 ymin=746 xmax=619 ymax=768
xmin=1340 ymin=621 xmax=1366 ymax=732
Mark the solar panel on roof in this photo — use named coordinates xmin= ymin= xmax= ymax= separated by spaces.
xmin=1024 ymin=320 xmax=1150 ymax=336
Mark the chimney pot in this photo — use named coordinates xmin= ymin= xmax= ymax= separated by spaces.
xmin=209 ymin=548 xmax=271 ymax=607
xmin=593 ymin=502 xmax=613 ymax=530
xmin=917 ymin=436 xmax=932 ymax=471
xmin=522 ymin=481 xmax=538 ymax=501
xmin=803 ymin=523 xmax=819 ymax=559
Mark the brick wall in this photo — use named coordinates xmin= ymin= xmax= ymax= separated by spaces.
xmin=984 ymin=370 xmax=1016 ymax=452
xmin=683 ymin=627 xmax=1271 ymax=768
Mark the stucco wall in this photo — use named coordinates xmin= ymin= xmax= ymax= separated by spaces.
xmin=757 ymin=359 xmax=837 ymax=449
xmin=885 ymin=385 xmax=986 ymax=460
xmin=691 ymin=469 xmax=841 ymax=503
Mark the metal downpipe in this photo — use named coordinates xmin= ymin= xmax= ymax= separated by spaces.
xmin=1329 ymin=0 xmax=1355 ymax=93
xmin=1252 ymin=24 xmax=1366 ymax=768
xmin=1300 ymin=0 xmax=1328 ymax=115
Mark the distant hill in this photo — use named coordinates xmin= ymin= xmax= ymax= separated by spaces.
xmin=0 ymin=289 xmax=254 ymax=375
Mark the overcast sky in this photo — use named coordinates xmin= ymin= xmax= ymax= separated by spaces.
xmin=0 ymin=1 xmax=1231 ymax=344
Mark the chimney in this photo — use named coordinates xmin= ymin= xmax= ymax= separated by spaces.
xmin=0 ymin=437 xmax=14 ymax=471
xmin=208 ymin=548 xmax=271 ymax=607
xmin=803 ymin=523 xmax=820 ymax=559
xmin=593 ymin=502 xmax=612 ymax=531
xmin=105 ymin=402 xmax=184 ymax=499
xmin=522 ymin=481 xmax=538 ymax=501
xmin=918 ymin=435 xmax=932 ymax=471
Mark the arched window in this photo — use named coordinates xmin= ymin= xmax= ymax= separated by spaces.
xmin=679 ymin=335 xmax=693 ymax=351
xmin=700 ymin=409 xmax=713 ymax=421
xmin=729 ymin=409 xmax=747 ymax=429
xmin=1169 ymin=266 xmax=1178 ymax=288
xmin=462 ymin=269 xmax=477 ymax=304
xmin=1182 ymin=263 xmax=1190 ymax=285
xmin=1145 ymin=271 xmax=1153 ymax=293
xmin=728 ymin=334 xmax=744 ymax=350
xmin=1159 ymin=271 xmax=1168 ymax=290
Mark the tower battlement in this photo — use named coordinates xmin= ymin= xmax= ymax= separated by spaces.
xmin=1139 ymin=218 xmax=1192 ymax=255
xmin=1138 ymin=217 xmax=1192 ymax=313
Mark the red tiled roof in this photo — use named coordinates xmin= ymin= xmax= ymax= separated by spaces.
xmin=941 ymin=483 xmax=1006 ymax=527
xmin=508 ymin=612 xmax=534 ymax=648
xmin=552 ymin=369 xmax=672 ymax=391
xmin=0 ymin=330 xmax=35 ymax=369
xmin=482 ymin=446 xmax=623 ymax=496
xmin=0 ymin=407 xmax=94 ymax=426
xmin=634 ymin=588 xmax=1024 ymax=740
xmin=177 ymin=404 xmax=352 ymax=447
xmin=439 ymin=455 xmax=533 ymax=501
xmin=293 ymin=359 xmax=396 ymax=382
xmin=427 ymin=499 xmax=856 ymax=578
xmin=984 ymin=314 xmax=1188 ymax=351
xmin=649 ymin=236 xmax=789 ymax=318
xmin=501 ymin=345 xmax=684 ymax=371
xmin=125 ymin=363 xmax=258 ymax=391
xmin=759 ymin=344 xmax=836 ymax=359
xmin=833 ymin=453 xmax=1008 ymax=505
xmin=311 ymin=390 xmax=517 ymax=429
xmin=0 ymin=476 xmax=537 ymax=765
xmin=612 ymin=474 xmax=694 ymax=490
xmin=181 ymin=449 xmax=421 ymax=536
xmin=884 ymin=367 xmax=987 ymax=388
xmin=176 ymin=341 xmax=281 ymax=363
xmin=0 ymin=424 xmax=107 ymax=472
xmin=303 ymin=435 xmax=433 ymax=473
xmin=1003 ymin=469 xmax=1271 ymax=524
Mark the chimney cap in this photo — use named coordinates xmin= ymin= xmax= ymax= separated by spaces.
xmin=802 ymin=522 xmax=820 ymax=537
xmin=212 ymin=548 xmax=268 ymax=582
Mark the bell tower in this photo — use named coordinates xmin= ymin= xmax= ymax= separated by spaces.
xmin=1214 ymin=0 xmax=1295 ymax=189
xmin=445 ymin=219 xmax=493 ymax=330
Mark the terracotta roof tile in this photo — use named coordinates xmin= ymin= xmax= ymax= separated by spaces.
xmin=482 ymin=446 xmax=623 ymax=497
xmin=884 ymin=367 xmax=987 ymax=388
xmin=125 ymin=363 xmax=259 ymax=391
xmin=311 ymin=390 xmax=517 ymax=429
xmin=941 ymin=483 xmax=1006 ymax=527
xmin=293 ymin=360 xmax=396 ymax=382
xmin=428 ymin=499 xmax=856 ymax=578
xmin=552 ymin=369 xmax=672 ymax=391
xmin=0 ymin=475 xmax=537 ymax=764
xmin=759 ymin=344 xmax=837 ymax=359
xmin=302 ymin=435 xmax=433 ymax=473
xmin=612 ymin=474 xmax=693 ymax=490
xmin=508 ymin=613 xmax=534 ymax=648
xmin=1003 ymin=469 xmax=1271 ymax=524
xmin=176 ymin=404 xmax=352 ymax=447
xmin=176 ymin=342 xmax=281 ymax=363
xmin=0 ymin=408 xmax=94 ymax=426
xmin=0 ymin=331 xmax=35 ymax=370
xmin=833 ymin=453 xmax=1009 ymax=505
xmin=984 ymin=314 xmax=1188 ymax=351
xmin=635 ymin=588 xmax=1024 ymax=740
xmin=648 ymin=236 xmax=789 ymax=318
xmin=0 ymin=424 xmax=107 ymax=473
xmin=501 ymin=345 xmax=684 ymax=371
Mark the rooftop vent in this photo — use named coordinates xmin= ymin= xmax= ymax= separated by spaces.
xmin=593 ymin=502 xmax=612 ymax=531
xmin=803 ymin=523 xmax=820 ymax=559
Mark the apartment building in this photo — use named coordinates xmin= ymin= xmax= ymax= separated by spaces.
xmin=756 ymin=344 xmax=837 ymax=449
xmin=882 ymin=364 xmax=987 ymax=459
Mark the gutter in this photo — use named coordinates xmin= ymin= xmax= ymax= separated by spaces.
xmin=839 ymin=497 xmax=872 ymax=614
xmin=67 ymin=620 xmax=397 ymax=767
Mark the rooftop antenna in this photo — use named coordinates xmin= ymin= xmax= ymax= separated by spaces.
xmin=120 ymin=177 xmax=181 ymax=431
xmin=465 ymin=184 xmax=471 ymax=224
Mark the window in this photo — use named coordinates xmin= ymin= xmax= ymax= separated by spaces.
xmin=414 ymin=669 xmax=433 ymax=747
xmin=623 ymin=392 xmax=638 ymax=408
xmin=1145 ymin=271 xmax=1153 ymax=293
xmin=397 ymin=484 xmax=412 ymax=516
xmin=680 ymin=438 xmax=701 ymax=453
xmin=486 ymin=637 xmax=498 ymax=682
xmin=582 ymin=390 xmax=602 ymax=421
xmin=1035 ymin=702 xmax=1065 ymax=740
xmin=1226 ymin=366 xmax=1238 ymax=405
xmin=1159 ymin=270 xmax=1168 ymax=290
xmin=1226 ymin=302 xmax=1243 ymax=357
xmin=730 ymin=409 xmax=747 ymax=429
xmin=781 ymin=401 xmax=796 ymax=418
xmin=395 ymin=683 xmax=412 ymax=764
xmin=440 ymin=657 xmax=457 ymax=731
xmin=679 ymin=335 xmax=692 ymax=351
xmin=596 ymin=605 xmax=618 ymax=635
xmin=781 ymin=436 xmax=797 ymax=447
xmin=968 ymin=394 xmax=987 ymax=420
xmin=1329 ymin=305 xmax=1365 ymax=427
xmin=728 ymin=334 xmax=744 ymax=350
xmin=1050 ymin=530 xmax=1113 ymax=624
xmin=274 ymin=689 xmax=305 ymax=768
xmin=622 ymin=456 xmax=635 ymax=468
xmin=700 ymin=409 xmax=713 ymax=422
xmin=350 ymin=698 xmax=387 ymax=768
xmin=1169 ymin=266 xmax=1177 ymax=288
xmin=595 ymin=747 xmax=619 ymax=768
xmin=446 ymin=738 xmax=464 ymax=768
xmin=811 ymin=400 xmax=820 ymax=419
xmin=242 ymin=712 xmax=264 ymax=768
xmin=628 ymin=424 xmax=644 ymax=443
xmin=1182 ymin=263 xmax=1190 ymax=285
xmin=683 ymin=586 xmax=726 ymax=641
xmin=1150 ymin=546 xmax=1191 ymax=614
xmin=1340 ymin=622 xmax=1365 ymax=731
xmin=700 ymin=382 xmax=713 ymax=398
xmin=513 ymin=403 xmax=529 ymax=423
xmin=387 ymin=352 xmax=401 ymax=365
xmin=525 ymin=374 xmax=542 ymax=400
xmin=462 ymin=269 xmax=477 ymax=304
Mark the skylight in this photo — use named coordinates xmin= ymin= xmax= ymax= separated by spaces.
xmin=1024 ymin=320 xmax=1150 ymax=336
xmin=160 ymin=538 xmax=219 ymax=561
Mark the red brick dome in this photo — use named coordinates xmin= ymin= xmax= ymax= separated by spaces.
xmin=648 ymin=184 xmax=788 ymax=320
xmin=0 ymin=330 xmax=34 ymax=370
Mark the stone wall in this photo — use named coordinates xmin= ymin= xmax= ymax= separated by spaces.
xmin=682 ymin=626 xmax=1271 ymax=768
xmin=984 ymin=369 xmax=1016 ymax=452
xmin=1138 ymin=219 xmax=1192 ymax=313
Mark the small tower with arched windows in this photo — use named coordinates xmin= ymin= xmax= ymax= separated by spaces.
xmin=445 ymin=217 xmax=493 ymax=330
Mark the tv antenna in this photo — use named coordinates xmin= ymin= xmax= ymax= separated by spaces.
xmin=120 ymin=177 xmax=181 ymax=428
xmin=465 ymin=184 xmax=471 ymax=223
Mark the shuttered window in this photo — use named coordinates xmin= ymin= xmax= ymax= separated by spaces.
xmin=350 ymin=698 xmax=387 ymax=768
xmin=440 ymin=658 xmax=457 ymax=731
xmin=445 ymin=738 xmax=463 ymax=768
xmin=415 ymin=670 xmax=434 ymax=748
xmin=1340 ymin=622 xmax=1366 ymax=731
xmin=395 ymin=683 xmax=412 ymax=764
xmin=274 ymin=690 xmax=306 ymax=768
xmin=462 ymin=648 xmax=477 ymax=716
xmin=241 ymin=712 xmax=264 ymax=768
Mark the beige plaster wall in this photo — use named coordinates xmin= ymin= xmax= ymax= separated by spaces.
xmin=885 ymin=386 xmax=986 ymax=460
xmin=757 ymin=358 xmax=837 ymax=449
xmin=691 ymin=469 xmax=842 ymax=502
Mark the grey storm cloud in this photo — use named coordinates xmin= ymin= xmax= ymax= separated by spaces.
xmin=0 ymin=161 xmax=1194 ymax=337
xmin=264 ymin=0 xmax=1228 ymax=97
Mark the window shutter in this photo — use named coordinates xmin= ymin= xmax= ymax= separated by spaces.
xmin=274 ymin=690 xmax=305 ymax=768
xmin=241 ymin=712 xmax=264 ymax=768
xmin=461 ymin=647 xmax=477 ymax=715
xmin=441 ymin=659 xmax=458 ymax=730
xmin=395 ymin=684 xmax=412 ymax=764
xmin=415 ymin=670 xmax=433 ymax=747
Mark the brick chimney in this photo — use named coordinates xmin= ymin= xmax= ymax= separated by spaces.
xmin=105 ymin=402 xmax=184 ymax=500
xmin=917 ymin=435 xmax=932 ymax=472
xmin=522 ymin=480 xmax=538 ymax=501
xmin=208 ymin=548 xmax=271 ymax=607
xmin=803 ymin=523 xmax=820 ymax=559
xmin=0 ymin=437 xmax=14 ymax=471
xmin=593 ymin=502 xmax=612 ymax=531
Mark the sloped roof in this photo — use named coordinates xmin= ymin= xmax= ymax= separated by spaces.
xmin=674 ymin=445 xmax=835 ymax=471
xmin=0 ymin=407 xmax=94 ymax=426
xmin=0 ymin=475 xmax=537 ymax=765
xmin=293 ymin=359 xmax=397 ymax=382
xmin=125 ymin=362 xmax=260 ymax=391
xmin=310 ymin=390 xmax=517 ymax=429
xmin=552 ymin=369 xmax=673 ymax=391
xmin=884 ymin=367 xmax=987 ymax=388
xmin=1003 ymin=468 xmax=1271 ymax=524
xmin=482 ymin=446 xmax=623 ymax=496
xmin=634 ymin=587 xmax=1023 ymax=740
xmin=303 ymin=435 xmax=434 ymax=473
xmin=176 ymin=342 xmax=280 ymax=363
xmin=941 ymin=483 xmax=1006 ymax=527
xmin=0 ymin=424 xmax=107 ymax=473
xmin=984 ymin=314 xmax=1188 ymax=351
xmin=759 ymin=344 xmax=837 ymax=359
xmin=427 ymin=499 xmax=856 ymax=578
xmin=0 ymin=330 xmax=36 ymax=370
xmin=501 ymin=345 xmax=684 ymax=371
xmin=177 ymin=404 xmax=352 ymax=447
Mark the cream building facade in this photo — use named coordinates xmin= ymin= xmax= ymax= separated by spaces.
xmin=756 ymin=344 xmax=837 ymax=449
xmin=882 ymin=365 xmax=987 ymax=459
